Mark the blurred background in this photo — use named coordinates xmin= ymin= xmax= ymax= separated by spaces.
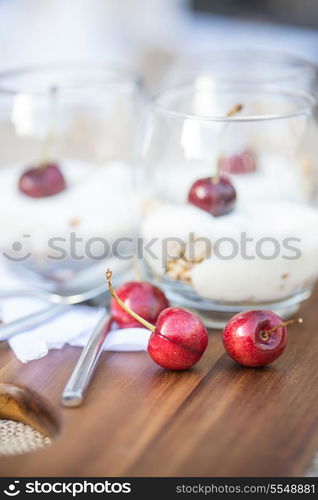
xmin=1 ymin=0 xmax=318 ymax=90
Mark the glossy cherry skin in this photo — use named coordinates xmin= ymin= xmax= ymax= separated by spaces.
xmin=188 ymin=175 xmax=236 ymax=216
xmin=219 ymin=150 xmax=256 ymax=175
xmin=19 ymin=162 xmax=66 ymax=198
xmin=110 ymin=281 xmax=169 ymax=328
xmin=223 ymin=310 xmax=287 ymax=368
xmin=148 ymin=307 xmax=208 ymax=370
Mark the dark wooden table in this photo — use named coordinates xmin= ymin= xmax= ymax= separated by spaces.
xmin=0 ymin=289 xmax=318 ymax=477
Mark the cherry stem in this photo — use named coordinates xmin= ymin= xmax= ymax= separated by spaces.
xmin=212 ymin=103 xmax=243 ymax=184
xmin=261 ymin=317 xmax=303 ymax=341
xmin=226 ymin=103 xmax=243 ymax=118
xmin=106 ymin=269 xmax=156 ymax=332
xmin=39 ymin=86 xmax=58 ymax=168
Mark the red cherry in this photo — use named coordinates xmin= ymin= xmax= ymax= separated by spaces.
xmin=18 ymin=162 xmax=66 ymax=198
xmin=106 ymin=270 xmax=208 ymax=370
xmin=110 ymin=281 xmax=169 ymax=328
xmin=219 ymin=150 xmax=256 ymax=175
xmin=188 ymin=175 xmax=236 ymax=216
xmin=187 ymin=103 xmax=244 ymax=217
xmin=223 ymin=310 xmax=303 ymax=368
xmin=147 ymin=307 xmax=208 ymax=370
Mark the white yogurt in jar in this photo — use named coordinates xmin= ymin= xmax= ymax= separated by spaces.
xmin=142 ymin=200 xmax=318 ymax=304
xmin=0 ymin=159 xmax=136 ymax=259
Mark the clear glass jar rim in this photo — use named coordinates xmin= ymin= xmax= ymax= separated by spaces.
xmin=152 ymin=84 xmax=318 ymax=122
xmin=0 ymin=61 xmax=141 ymax=95
xmin=173 ymin=48 xmax=318 ymax=75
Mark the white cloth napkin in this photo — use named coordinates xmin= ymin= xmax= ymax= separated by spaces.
xmin=7 ymin=306 xmax=151 ymax=364
xmin=0 ymin=261 xmax=150 ymax=363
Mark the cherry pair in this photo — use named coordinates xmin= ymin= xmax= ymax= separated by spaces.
xmin=106 ymin=271 xmax=302 ymax=370
xmin=188 ymin=104 xmax=256 ymax=218
xmin=107 ymin=270 xmax=208 ymax=371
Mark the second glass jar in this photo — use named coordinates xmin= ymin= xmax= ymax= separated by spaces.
xmin=139 ymin=83 xmax=318 ymax=327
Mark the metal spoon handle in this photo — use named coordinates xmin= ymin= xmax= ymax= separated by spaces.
xmin=0 ymin=304 xmax=68 ymax=341
xmin=61 ymin=313 xmax=111 ymax=408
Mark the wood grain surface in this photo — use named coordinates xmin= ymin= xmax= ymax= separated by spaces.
xmin=0 ymin=290 xmax=318 ymax=477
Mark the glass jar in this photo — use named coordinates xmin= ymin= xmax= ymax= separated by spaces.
xmin=0 ymin=63 xmax=143 ymax=289
xmin=140 ymin=83 xmax=318 ymax=327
